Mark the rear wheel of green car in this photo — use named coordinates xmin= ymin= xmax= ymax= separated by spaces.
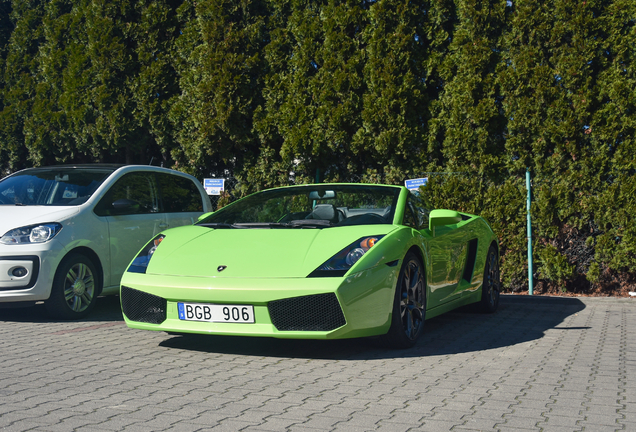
xmin=381 ymin=252 xmax=426 ymax=349
xmin=479 ymin=245 xmax=500 ymax=313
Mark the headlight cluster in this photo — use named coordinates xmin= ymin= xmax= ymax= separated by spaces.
xmin=0 ymin=223 xmax=63 ymax=245
xmin=127 ymin=234 xmax=165 ymax=274
xmin=309 ymin=236 xmax=385 ymax=277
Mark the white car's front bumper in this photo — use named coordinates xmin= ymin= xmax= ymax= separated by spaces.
xmin=0 ymin=241 xmax=66 ymax=303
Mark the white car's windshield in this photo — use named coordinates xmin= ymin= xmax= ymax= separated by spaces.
xmin=0 ymin=168 xmax=115 ymax=206
xmin=198 ymin=185 xmax=401 ymax=228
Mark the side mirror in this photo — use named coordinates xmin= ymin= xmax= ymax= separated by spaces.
xmin=111 ymin=198 xmax=140 ymax=215
xmin=197 ymin=211 xmax=214 ymax=222
xmin=429 ymin=209 xmax=461 ymax=236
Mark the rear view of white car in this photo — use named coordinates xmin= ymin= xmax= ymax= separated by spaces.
xmin=0 ymin=164 xmax=212 ymax=319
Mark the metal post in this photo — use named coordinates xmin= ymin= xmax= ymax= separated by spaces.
xmin=526 ymin=168 xmax=534 ymax=295
xmin=315 ymin=168 xmax=320 ymax=184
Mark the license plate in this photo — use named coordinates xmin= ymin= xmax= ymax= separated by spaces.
xmin=177 ymin=302 xmax=255 ymax=323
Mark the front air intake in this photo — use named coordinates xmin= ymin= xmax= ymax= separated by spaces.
xmin=121 ymin=286 xmax=167 ymax=324
xmin=268 ymin=293 xmax=346 ymax=331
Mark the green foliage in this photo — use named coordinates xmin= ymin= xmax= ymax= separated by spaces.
xmin=1 ymin=0 xmax=635 ymax=292
xmin=0 ymin=0 xmax=184 ymax=169
xmin=170 ymin=0 xmax=267 ymax=178
xmin=592 ymin=174 xmax=636 ymax=273
xmin=537 ymin=243 xmax=575 ymax=285
xmin=586 ymin=261 xmax=600 ymax=284
xmin=429 ymin=0 xmax=506 ymax=177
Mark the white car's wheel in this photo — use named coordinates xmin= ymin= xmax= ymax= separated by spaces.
xmin=45 ymin=253 xmax=100 ymax=320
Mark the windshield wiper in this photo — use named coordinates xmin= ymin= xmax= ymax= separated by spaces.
xmin=232 ymin=222 xmax=289 ymax=228
xmin=198 ymin=222 xmax=243 ymax=229
xmin=287 ymin=219 xmax=332 ymax=228
xmin=199 ymin=221 xmax=333 ymax=229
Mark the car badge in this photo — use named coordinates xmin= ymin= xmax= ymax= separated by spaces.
xmin=217 ymin=265 xmax=227 ymax=272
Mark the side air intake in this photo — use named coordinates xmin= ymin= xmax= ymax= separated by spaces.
xmin=121 ymin=286 xmax=167 ymax=324
xmin=268 ymin=293 xmax=346 ymax=331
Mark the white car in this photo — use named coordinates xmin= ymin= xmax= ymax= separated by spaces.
xmin=0 ymin=164 xmax=212 ymax=319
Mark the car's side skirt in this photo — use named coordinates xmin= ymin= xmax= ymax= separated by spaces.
xmin=425 ymin=289 xmax=481 ymax=320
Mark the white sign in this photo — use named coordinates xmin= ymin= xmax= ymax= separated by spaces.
xmin=204 ymin=178 xmax=225 ymax=196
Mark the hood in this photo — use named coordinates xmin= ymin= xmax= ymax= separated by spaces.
xmin=0 ymin=206 xmax=80 ymax=236
xmin=146 ymin=225 xmax=396 ymax=278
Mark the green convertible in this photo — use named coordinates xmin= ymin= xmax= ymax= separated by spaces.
xmin=120 ymin=183 xmax=500 ymax=348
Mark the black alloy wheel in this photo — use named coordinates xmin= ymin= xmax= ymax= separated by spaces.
xmin=381 ymin=252 xmax=426 ymax=349
xmin=480 ymin=245 xmax=500 ymax=313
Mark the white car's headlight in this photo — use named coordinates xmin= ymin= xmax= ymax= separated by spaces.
xmin=0 ymin=223 xmax=63 ymax=244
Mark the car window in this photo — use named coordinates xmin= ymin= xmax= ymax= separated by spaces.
xmin=156 ymin=173 xmax=203 ymax=213
xmin=0 ymin=168 xmax=114 ymax=206
xmin=94 ymin=172 xmax=159 ymax=216
xmin=199 ymin=185 xmax=400 ymax=228
xmin=403 ymin=201 xmax=420 ymax=229
xmin=409 ymin=193 xmax=430 ymax=229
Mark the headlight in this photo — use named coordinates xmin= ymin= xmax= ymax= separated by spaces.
xmin=308 ymin=235 xmax=385 ymax=277
xmin=0 ymin=223 xmax=63 ymax=244
xmin=127 ymin=234 xmax=165 ymax=274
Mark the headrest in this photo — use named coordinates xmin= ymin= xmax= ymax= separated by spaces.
xmin=309 ymin=204 xmax=337 ymax=221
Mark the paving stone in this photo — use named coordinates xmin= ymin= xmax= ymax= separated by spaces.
xmin=454 ymin=416 xmax=501 ymax=430
xmin=1 ymin=296 xmax=634 ymax=432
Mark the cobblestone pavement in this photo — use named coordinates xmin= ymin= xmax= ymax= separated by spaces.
xmin=1 ymin=295 xmax=634 ymax=432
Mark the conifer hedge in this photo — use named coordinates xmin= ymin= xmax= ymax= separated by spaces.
xmin=0 ymin=0 xmax=634 ymax=294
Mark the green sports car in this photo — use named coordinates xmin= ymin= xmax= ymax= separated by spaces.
xmin=120 ymin=183 xmax=500 ymax=348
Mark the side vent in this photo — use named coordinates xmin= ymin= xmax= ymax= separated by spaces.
xmin=462 ymin=239 xmax=479 ymax=283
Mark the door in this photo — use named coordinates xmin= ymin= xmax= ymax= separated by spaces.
xmin=406 ymin=195 xmax=469 ymax=307
xmin=94 ymin=172 xmax=167 ymax=287
xmin=426 ymin=224 xmax=469 ymax=307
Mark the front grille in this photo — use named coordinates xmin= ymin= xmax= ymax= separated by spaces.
xmin=268 ymin=293 xmax=346 ymax=331
xmin=121 ymin=286 xmax=167 ymax=324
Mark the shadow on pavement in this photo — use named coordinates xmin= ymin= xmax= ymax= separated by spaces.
xmin=0 ymin=295 xmax=123 ymax=323
xmin=159 ymin=295 xmax=587 ymax=360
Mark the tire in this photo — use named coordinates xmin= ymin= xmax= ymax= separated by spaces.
xmin=45 ymin=253 xmax=100 ymax=320
xmin=479 ymin=245 xmax=500 ymax=313
xmin=381 ymin=252 xmax=426 ymax=349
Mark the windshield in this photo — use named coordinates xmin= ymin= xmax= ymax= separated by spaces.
xmin=0 ymin=168 xmax=115 ymax=206
xmin=198 ymin=185 xmax=401 ymax=228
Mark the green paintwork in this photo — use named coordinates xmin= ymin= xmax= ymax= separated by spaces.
xmin=429 ymin=209 xmax=462 ymax=229
xmin=197 ymin=211 xmax=214 ymax=221
xmin=121 ymin=183 xmax=498 ymax=340
xmin=143 ymin=224 xmax=399 ymax=279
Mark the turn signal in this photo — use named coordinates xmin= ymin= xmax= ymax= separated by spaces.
xmin=360 ymin=237 xmax=378 ymax=249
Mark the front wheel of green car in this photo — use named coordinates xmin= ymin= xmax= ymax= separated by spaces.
xmin=479 ymin=245 xmax=500 ymax=313
xmin=381 ymin=252 xmax=426 ymax=349
xmin=45 ymin=253 xmax=100 ymax=320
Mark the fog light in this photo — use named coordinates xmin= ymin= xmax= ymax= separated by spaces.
xmin=11 ymin=267 xmax=28 ymax=278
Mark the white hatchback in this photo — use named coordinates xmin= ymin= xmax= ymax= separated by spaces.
xmin=0 ymin=164 xmax=212 ymax=319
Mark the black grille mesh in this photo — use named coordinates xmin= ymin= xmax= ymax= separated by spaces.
xmin=268 ymin=293 xmax=346 ymax=331
xmin=121 ymin=286 xmax=167 ymax=324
